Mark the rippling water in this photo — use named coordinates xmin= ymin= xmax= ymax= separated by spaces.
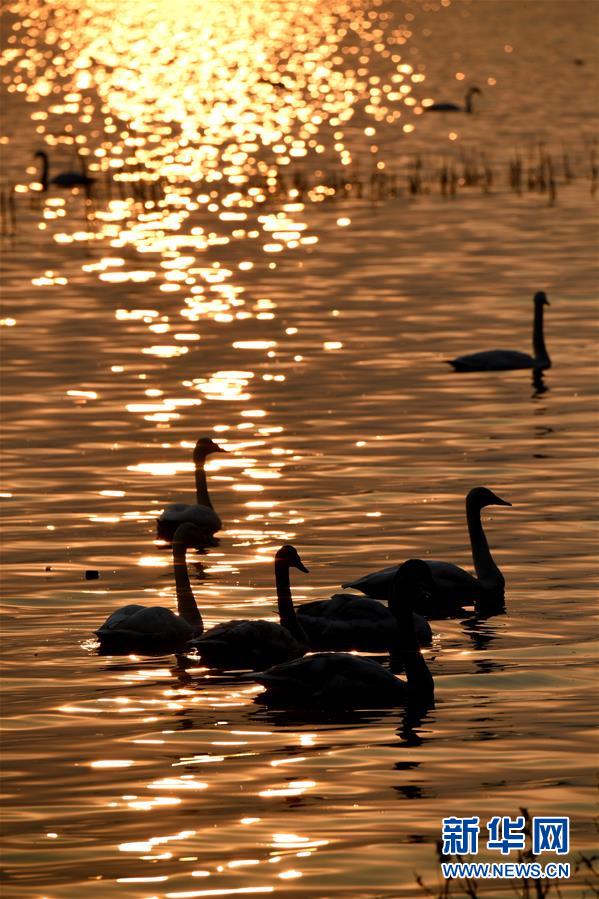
xmin=1 ymin=1 xmax=598 ymax=896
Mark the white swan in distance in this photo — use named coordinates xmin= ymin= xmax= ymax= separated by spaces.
xmin=187 ymin=544 xmax=308 ymax=670
xmin=426 ymin=86 xmax=482 ymax=114
xmin=448 ymin=292 xmax=551 ymax=372
xmin=297 ymin=563 xmax=434 ymax=650
xmin=157 ymin=437 xmax=225 ymax=542
xmin=96 ymin=523 xmax=207 ymax=654
xmin=255 ymin=561 xmax=435 ymax=709
xmin=342 ymin=487 xmax=511 ymax=613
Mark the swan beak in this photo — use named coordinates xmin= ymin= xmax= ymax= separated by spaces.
xmin=294 ymin=560 xmax=309 ymax=573
xmin=494 ymin=495 xmax=512 ymax=507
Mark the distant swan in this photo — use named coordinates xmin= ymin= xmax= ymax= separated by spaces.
xmin=188 ymin=544 xmax=308 ymax=670
xmin=297 ymin=564 xmax=434 ymax=650
xmin=342 ymin=487 xmax=511 ymax=612
xmin=426 ymin=86 xmax=482 ymax=114
xmin=34 ymin=150 xmax=95 ymax=191
xmin=96 ymin=523 xmax=207 ymax=654
xmin=255 ymin=561 xmax=435 ymax=708
xmin=157 ymin=437 xmax=225 ymax=542
xmin=447 ymin=291 xmax=551 ymax=372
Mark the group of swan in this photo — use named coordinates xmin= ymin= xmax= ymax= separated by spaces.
xmin=96 ymin=529 xmax=437 ymax=707
xmin=95 ymin=285 xmax=541 ymax=707
xmin=96 ymin=463 xmax=511 ymax=708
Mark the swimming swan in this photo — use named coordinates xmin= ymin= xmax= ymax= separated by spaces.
xmin=187 ymin=544 xmax=308 ymax=670
xmin=95 ymin=523 xmax=207 ymax=653
xmin=34 ymin=150 xmax=95 ymax=191
xmin=448 ymin=292 xmax=551 ymax=372
xmin=255 ymin=561 xmax=435 ymax=708
xmin=342 ymin=487 xmax=511 ymax=612
xmin=426 ymin=86 xmax=482 ymax=114
xmin=297 ymin=565 xmax=434 ymax=650
xmin=157 ymin=437 xmax=225 ymax=541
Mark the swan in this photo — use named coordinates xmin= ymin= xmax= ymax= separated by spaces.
xmin=34 ymin=150 xmax=96 ymax=191
xmin=297 ymin=564 xmax=434 ymax=650
xmin=187 ymin=544 xmax=308 ymax=670
xmin=342 ymin=487 xmax=511 ymax=612
xmin=157 ymin=437 xmax=225 ymax=542
xmin=426 ymin=86 xmax=482 ymax=114
xmin=255 ymin=561 xmax=435 ymax=708
xmin=95 ymin=523 xmax=207 ymax=654
xmin=447 ymin=291 xmax=551 ymax=372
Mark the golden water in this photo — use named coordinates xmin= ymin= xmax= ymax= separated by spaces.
xmin=1 ymin=1 xmax=598 ymax=896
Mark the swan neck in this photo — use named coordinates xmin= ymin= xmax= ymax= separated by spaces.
xmin=465 ymin=91 xmax=473 ymax=113
xmin=275 ymin=561 xmax=307 ymax=644
xmin=467 ymin=497 xmax=500 ymax=583
xmin=173 ymin=542 xmax=203 ymax=632
xmin=389 ymin=596 xmax=434 ymax=703
xmin=533 ymin=301 xmax=550 ymax=366
xmin=194 ymin=457 xmax=213 ymax=509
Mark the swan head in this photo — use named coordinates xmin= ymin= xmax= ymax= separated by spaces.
xmin=193 ymin=437 xmax=227 ymax=463
xmin=172 ymin=522 xmax=210 ymax=548
xmin=275 ymin=544 xmax=309 ymax=573
xmin=389 ymin=558 xmax=435 ymax=605
xmin=467 ymin=86 xmax=482 ymax=97
xmin=534 ymin=291 xmax=549 ymax=307
xmin=467 ymin=486 xmax=512 ymax=510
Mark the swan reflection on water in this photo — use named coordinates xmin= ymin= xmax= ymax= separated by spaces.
xmin=532 ymin=368 xmax=549 ymax=396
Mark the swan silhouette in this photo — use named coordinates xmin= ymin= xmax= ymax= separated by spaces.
xmin=188 ymin=544 xmax=308 ymax=670
xmin=447 ymin=291 xmax=551 ymax=372
xmin=34 ymin=150 xmax=95 ymax=191
xmin=297 ymin=565 xmax=434 ymax=650
xmin=255 ymin=561 xmax=435 ymax=708
xmin=96 ymin=523 xmax=207 ymax=653
xmin=157 ymin=438 xmax=225 ymax=542
xmin=342 ymin=487 xmax=511 ymax=612
xmin=426 ymin=86 xmax=482 ymax=114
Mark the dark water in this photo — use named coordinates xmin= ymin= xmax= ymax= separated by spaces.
xmin=1 ymin=1 xmax=598 ymax=896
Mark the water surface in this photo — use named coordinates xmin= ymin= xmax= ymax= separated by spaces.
xmin=1 ymin=1 xmax=598 ymax=896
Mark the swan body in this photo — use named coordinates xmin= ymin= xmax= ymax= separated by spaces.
xmin=344 ymin=561 xmax=479 ymax=611
xmin=427 ymin=86 xmax=482 ymax=114
xmin=256 ymin=652 xmax=409 ymax=707
xmin=188 ymin=544 xmax=309 ymax=670
xmin=297 ymin=591 xmax=432 ymax=650
xmin=97 ymin=604 xmax=195 ymax=651
xmin=158 ymin=437 xmax=225 ymax=541
xmin=96 ymin=523 xmax=205 ymax=654
xmin=256 ymin=561 xmax=435 ymax=708
xmin=189 ymin=619 xmax=304 ymax=671
xmin=448 ymin=292 xmax=551 ymax=372
xmin=342 ymin=487 xmax=511 ymax=613
xmin=34 ymin=150 xmax=95 ymax=191
xmin=159 ymin=502 xmax=222 ymax=531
